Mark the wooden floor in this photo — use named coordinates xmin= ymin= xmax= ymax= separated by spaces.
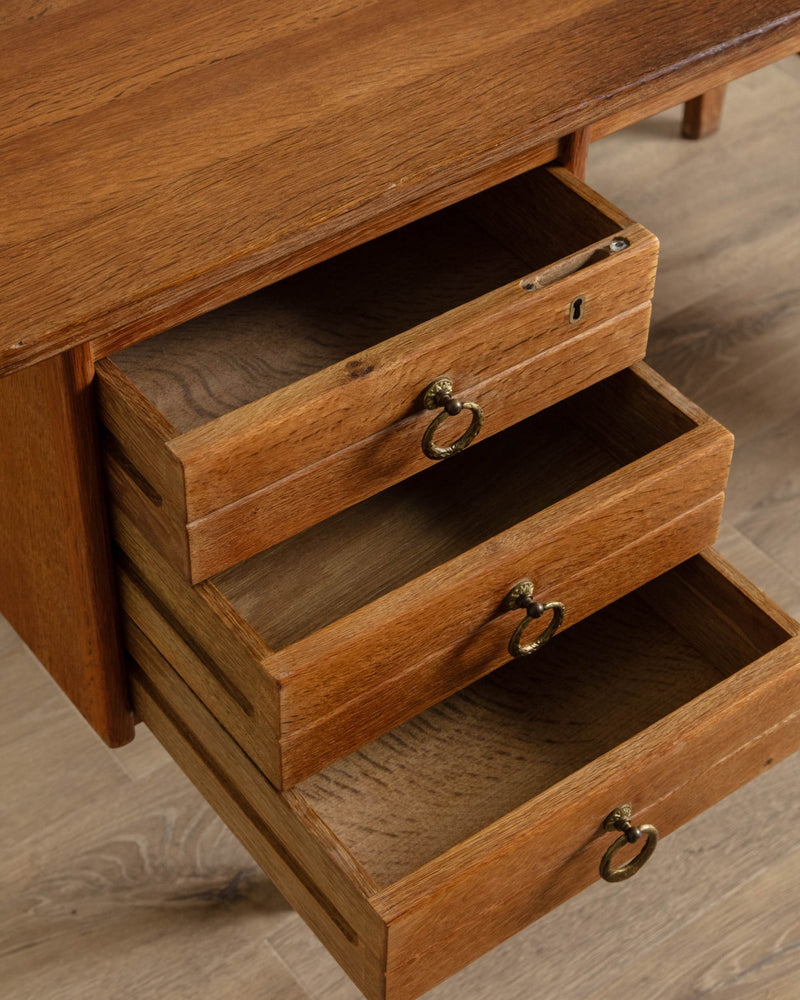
xmin=2 ymin=59 xmax=799 ymax=1000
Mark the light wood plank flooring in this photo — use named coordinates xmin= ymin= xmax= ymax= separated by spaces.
xmin=2 ymin=58 xmax=799 ymax=1000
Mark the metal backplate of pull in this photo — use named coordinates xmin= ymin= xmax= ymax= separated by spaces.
xmin=421 ymin=377 xmax=484 ymax=460
xmin=502 ymin=580 xmax=565 ymax=657
xmin=600 ymin=804 xmax=659 ymax=883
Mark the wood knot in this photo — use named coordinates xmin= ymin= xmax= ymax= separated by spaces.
xmin=345 ymin=359 xmax=374 ymax=379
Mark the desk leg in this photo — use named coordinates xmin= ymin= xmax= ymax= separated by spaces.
xmin=0 ymin=346 xmax=134 ymax=745
xmin=682 ymin=85 xmax=727 ymax=139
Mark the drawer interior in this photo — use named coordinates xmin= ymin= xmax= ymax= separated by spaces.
xmin=297 ymin=555 xmax=796 ymax=889
xmin=109 ymin=168 xmax=624 ymax=433
xmin=213 ymin=367 xmax=698 ymax=650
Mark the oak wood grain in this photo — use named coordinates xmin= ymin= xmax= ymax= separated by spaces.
xmin=110 ymin=504 xmax=279 ymax=729
xmin=367 ymin=565 xmax=800 ymax=1000
xmin=2 ymin=1 xmax=798 ymax=375
xmin=589 ymin=33 xmax=800 ymax=143
xmin=298 ymin=570 xmax=743 ymax=885
xmin=127 ymin=636 xmax=387 ymax=1000
xmin=129 ymin=550 xmax=800 ymax=1000
xmin=382 ymin=706 xmax=800 ymax=1000
xmin=0 ymin=347 xmax=133 ymax=745
xmin=129 ymin=495 xmax=726 ymax=790
xmin=96 ymin=168 xmax=659 ymax=580
xmin=558 ymin=128 xmax=591 ymax=181
xmin=213 ymin=365 xmax=726 ymax=647
xmin=108 ymin=167 xmax=627 ymax=436
xmin=4 ymin=62 xmax=798 ymax=1000
xmin=181 ymin=304 xmax=650 ymax=581
xmin=95 ymin=357 xmax=184 ymax=509
xmin=412 ymin=733 xmax=800 ymax=1000
xmin=300 ymin=554 xmax=797 ymax=888
xmin=640 ymin=547 xmax=798 ymax=672
xmin=111 ymin=173 xmax=613 ymax=434
xmin=113 ymin=364 xmax=732 ymax=786
xmin=682 ymin=84 xmax=728 ymax=139
xmin=108 ymin=171 xmax=644 ymax=514
xmin=211 ymin=379 xmax=634 ymax=648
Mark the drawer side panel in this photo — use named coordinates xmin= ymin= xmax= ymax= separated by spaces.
xmin=129 ymin=631 xmax=388 ymax=1000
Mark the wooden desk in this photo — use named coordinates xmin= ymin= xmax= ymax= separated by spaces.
xmin=2 ymin=1 xmax=799 ymax=374
xmin=1 ymin=6 xmax=799 ymax=995
xmin=1 ymin=0 xmax=798 ymax=745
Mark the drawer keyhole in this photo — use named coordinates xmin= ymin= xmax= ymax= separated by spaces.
xmin=570 ymin=296 xmax=584 ymax=323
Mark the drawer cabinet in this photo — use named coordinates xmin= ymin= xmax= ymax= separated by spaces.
xmin=96 ymin=167 xmax=658 ymax=582
xmin=91 ymin=160 xmax=798 ymax=999
xmin=129 ymin=551 xmax=800 ymax=1000
xmin=111 ymin=363 xmax=732 ymax=787
xmin=3 ymin=9 xmax=800 ymax=1000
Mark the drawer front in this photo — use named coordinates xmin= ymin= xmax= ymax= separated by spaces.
xmin=380 ymin=706 xmax=800 ymax=1000
xmin=130 ymin=551 xmax=800 ymax=1000
xmin=113 ymin=365 xmax=732 ymax=788
xmin=97 ymin=167 xmax=659 ymax=582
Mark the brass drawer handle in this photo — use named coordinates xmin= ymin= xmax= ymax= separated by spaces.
xmin=502 ymin=580 xmax=565 ymax=657
xmin=600 ymin=804 xmax=659 ymax=883
xmin=421 ymin=377 xmax=484 ymax=460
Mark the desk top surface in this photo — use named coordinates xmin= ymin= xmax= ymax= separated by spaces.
xmin=1 ymin=0 xmax=798 ymax=375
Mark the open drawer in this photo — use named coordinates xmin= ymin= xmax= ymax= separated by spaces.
xmin=129 ymin=550 xmax=800 ymax=1000
xmin=113 ymin=364 xmax=733 ymax=788
xmin=96 ymin=166 xmax=659 ymax=582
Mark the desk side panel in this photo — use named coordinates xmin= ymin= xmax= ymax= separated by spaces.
xmin=0 ymin=347 xmax=134 ymax=745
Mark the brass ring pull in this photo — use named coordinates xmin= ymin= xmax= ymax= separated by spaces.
xmin=599 ymin=804 xmax=659 ymax=883
xmin=502 ymin=580 xmax=565 ymax=657
xmin=421 ymin=377 xmax=484 ymax=460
